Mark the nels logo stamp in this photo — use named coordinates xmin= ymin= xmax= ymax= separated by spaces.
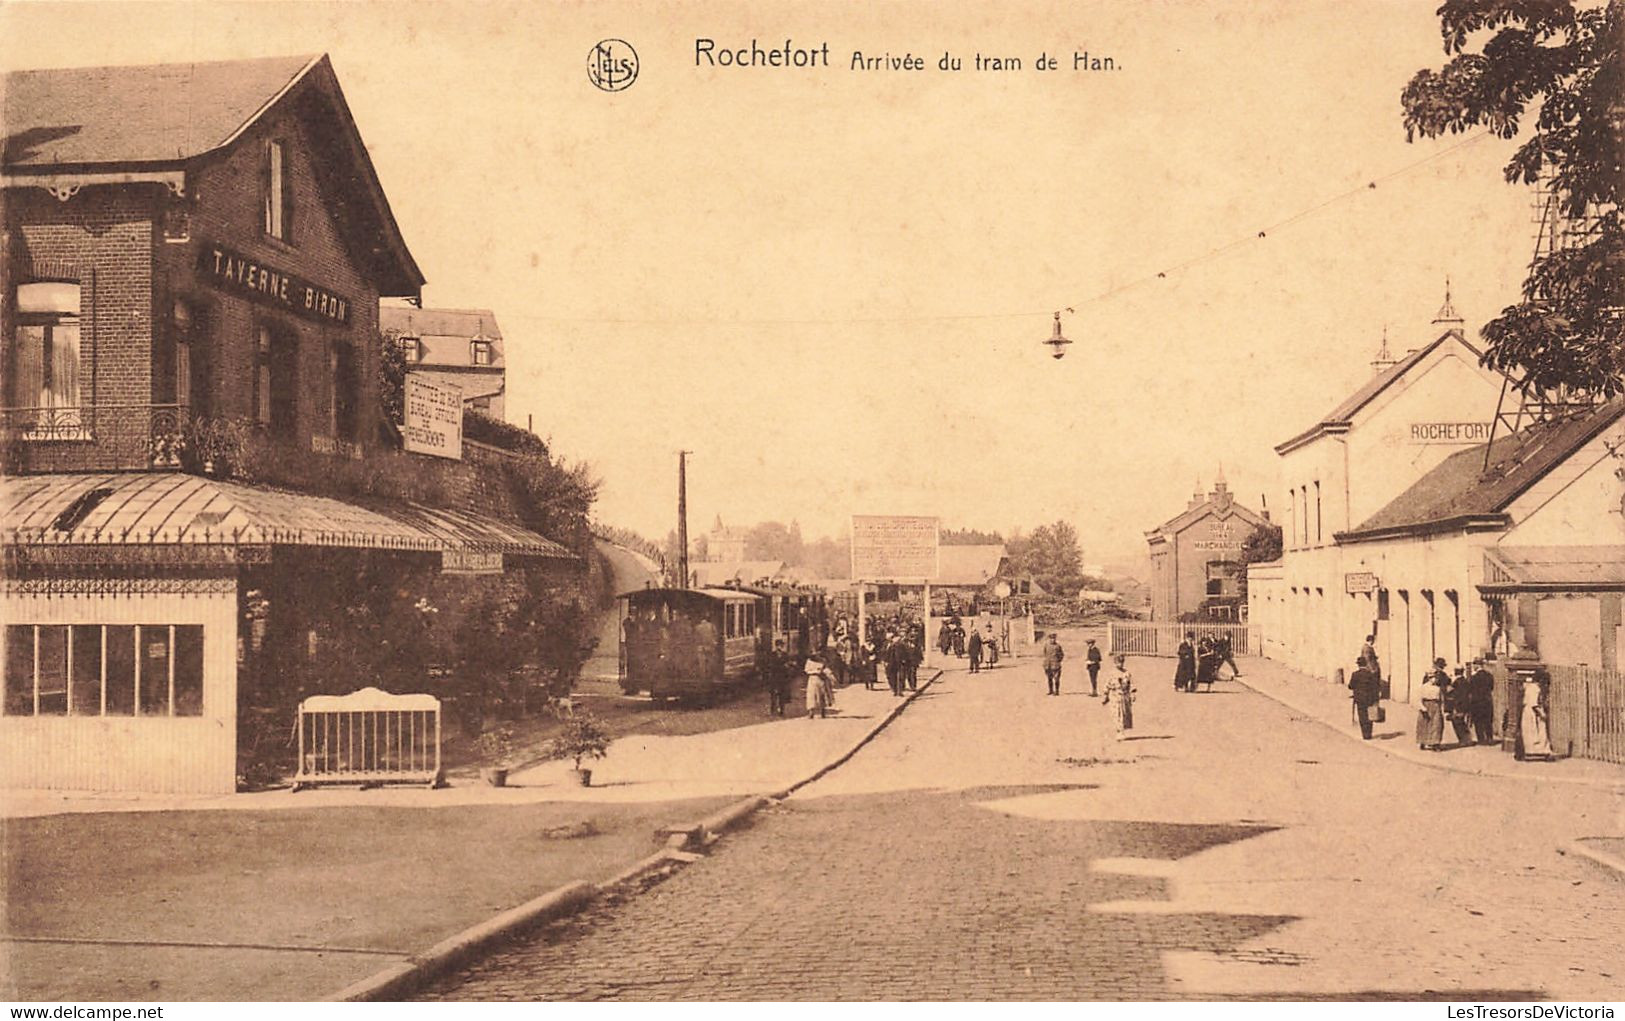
xmin=589 ymin=39 xmax=638 ymax=92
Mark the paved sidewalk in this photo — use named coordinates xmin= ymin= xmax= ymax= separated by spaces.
xmin=1233 ymin=656 xmax=1625 ymax=790
xmin=1 ymin=681 xmax=924 ymax=819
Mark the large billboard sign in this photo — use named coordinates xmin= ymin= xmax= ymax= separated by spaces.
xmin=851 ymin=514 xmax=939 ymax=582
xmin=404 ymin=374 xmax=463 ymax=460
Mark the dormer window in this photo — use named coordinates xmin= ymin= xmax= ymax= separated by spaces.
xmin=396 ymin=335 xmax=422 ymax=363
xmin=263 ymin=140 xmax=292 ymax=241
xmin=471 ymin=339 xmax=493 ymax=366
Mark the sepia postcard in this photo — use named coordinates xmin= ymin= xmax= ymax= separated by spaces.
xmin=1 ymin=0 xmax=1622 ymax=1009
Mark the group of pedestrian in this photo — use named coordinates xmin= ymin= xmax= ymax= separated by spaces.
xmin=1172 ymin=631 xmax=1239 ymax=692
xmin=1039 ymin=633 xmax=1134 ymax=740
xmin=764 ymin=611 xmax=930 ymax=719
xmin=1347 ymin=638 xmax=1514 ymax=753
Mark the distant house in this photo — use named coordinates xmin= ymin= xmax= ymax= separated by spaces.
xmin=930 ymin=545 xmax=1041 ymax=611
xmin=379 ymin=305 xmax=507 ymax=419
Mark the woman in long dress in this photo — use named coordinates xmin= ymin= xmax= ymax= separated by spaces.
xmin=804 ymin=653 xmax=835 ymax=719
xmin=1519 ymin=670 xmax=1553 ymax=760
xmin=1416 ymin=662 xmax=1446 ymax=750
xmin=1102 ymin=653 xmax=1135 ymax=741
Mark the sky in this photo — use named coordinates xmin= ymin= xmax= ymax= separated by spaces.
xmin=0 ymin=0 xmax=1537 ymax=563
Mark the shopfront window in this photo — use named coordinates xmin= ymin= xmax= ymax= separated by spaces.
xmin=11 ymin=282 xmax=82 ymax=427
xmin=2 ymin=624 xmax=203 ymax=717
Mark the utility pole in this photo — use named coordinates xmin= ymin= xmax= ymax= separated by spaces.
xmin=677 ymin=450 xmax=692 ymax=589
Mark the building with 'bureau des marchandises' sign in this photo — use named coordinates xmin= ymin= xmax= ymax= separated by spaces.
xmin=1 ymin=55 xmax=578 ymax=794
xmin=1146 ymin=471 xmax=1270 ymax=623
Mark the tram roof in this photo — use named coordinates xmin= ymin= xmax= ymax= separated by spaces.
xmin=621 ymin=585 xmax=761 ymax=603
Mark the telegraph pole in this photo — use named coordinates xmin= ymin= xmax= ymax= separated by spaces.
xmin=676 ymin=450 xmax=692 ymax=589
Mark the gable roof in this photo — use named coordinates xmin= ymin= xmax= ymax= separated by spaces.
xmin=380 ymin=306 xmax=504 ymax=342
xmin=1147 ymin=494 xmax=1269 ymax=541
xmin=3 ymin=54 xmax=424 ymax=298
xmin=3 ymin=55 xmax=318 ymax=167
xmin=1338 ymin=398 xmax=1625 ymax=543
xmin=1274 ymin=331 xmax=1484 ymax=454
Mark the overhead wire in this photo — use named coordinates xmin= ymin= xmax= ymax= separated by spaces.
xmin=493 ymin=130 xmax=1495 ymax=328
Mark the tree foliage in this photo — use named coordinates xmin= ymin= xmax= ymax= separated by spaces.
xmin=1009 ymin=520 xmax=1087 ymax=598
xmin=940 ymin=527 xmax=1007 ymax=546
xmin=1240 ymin=522 xmax=1284 ymax=565
xmin=1401 ymin=0 xmax=1623 ymax=395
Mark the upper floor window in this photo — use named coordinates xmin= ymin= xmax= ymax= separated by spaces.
xmin=11 ymin=282 xmax=81 ymax=422
xmin=471 ymin=339 xmax=493 ymax=366
xmin=263 ymin=140 xmax=293 ymax=241
xmin=396 ymin=335 xmax=423 ymax=363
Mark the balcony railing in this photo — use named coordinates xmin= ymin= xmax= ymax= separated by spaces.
xmin=0 ymin=404 xmax=187 ymax=473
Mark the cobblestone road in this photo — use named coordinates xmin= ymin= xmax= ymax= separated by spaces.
xmin=424 ymin=641 xmax=1625 ymax=1000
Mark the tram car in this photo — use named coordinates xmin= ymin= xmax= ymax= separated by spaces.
xmin=741 ymin=583 xmax=831 ymax=659
xmin=618 ymin=587 xmax=764 ymax=700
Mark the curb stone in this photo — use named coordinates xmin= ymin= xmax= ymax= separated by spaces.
xmin=326 ymin=668 xmax=942 ymax=1000
xmin=327 ymin=880 xmax=598 ymax=1001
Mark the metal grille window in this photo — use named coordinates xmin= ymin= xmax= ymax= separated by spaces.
xmin=2 ymin=624 xmax=204 ymax=717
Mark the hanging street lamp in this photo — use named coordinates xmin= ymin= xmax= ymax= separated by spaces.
xmin=1043 ymin=309 xmax=1073 ymax=360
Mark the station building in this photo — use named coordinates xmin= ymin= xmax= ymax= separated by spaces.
xmin=1248 ymin=296 xmax=1625 ymax=701
xmin=1 ymin=55 xmax=575 ymax=794
xmin=1146 ymin=473 xmax=1269 ymax=622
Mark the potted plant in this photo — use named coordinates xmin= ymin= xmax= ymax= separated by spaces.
xmin=474 ymin=724 xmax=517 ymax=787
xmin=545 ymin=708 xmax=611 ymax=786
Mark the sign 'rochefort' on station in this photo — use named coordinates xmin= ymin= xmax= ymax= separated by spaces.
xmin=1248 ymin=297 xmax=1625 ymax=703
xmin=0 ymin=54 xmax=578 ymax=794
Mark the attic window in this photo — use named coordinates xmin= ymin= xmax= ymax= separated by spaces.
xmin=263 ymin=140 xmax=293 ymax=242
xmin=471 ymin=340 xmax=493 ymax=366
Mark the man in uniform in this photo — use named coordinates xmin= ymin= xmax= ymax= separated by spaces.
xmin=1085 ymin=638 xmax=1103 ymax=696
xmin=1042 ymin=633 xmax=1065 ymax=696
xmin=765 ymin=638 xmax=793 ymax=717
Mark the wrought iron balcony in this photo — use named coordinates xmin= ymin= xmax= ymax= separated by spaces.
xmin=0 ymin=404 xmax=187 ymax=473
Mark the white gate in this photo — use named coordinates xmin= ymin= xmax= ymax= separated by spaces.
xmin=1109 ymin=622 xmax=1259 ymax=657
xmin=293 ymin=687 xmax=442 ymax=790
